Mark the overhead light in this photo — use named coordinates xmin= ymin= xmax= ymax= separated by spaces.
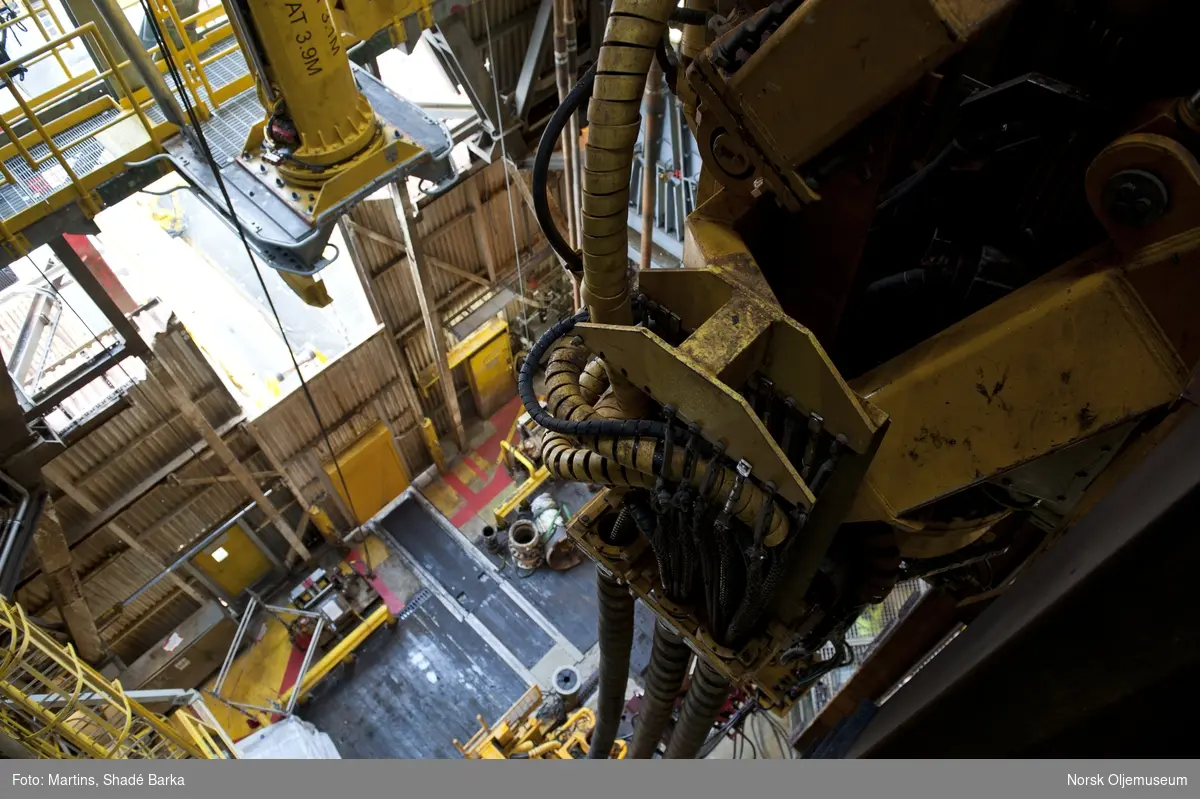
xmin=210 ymin=546 xmax=229 ymax=563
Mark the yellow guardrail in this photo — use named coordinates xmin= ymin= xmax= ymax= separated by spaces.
xmin=0 ymin=595 xmax=233 ymax=758
xmin=0 ymin=0 xmax=252 ymax=257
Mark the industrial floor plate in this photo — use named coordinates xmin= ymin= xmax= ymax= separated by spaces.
xmin=302 ymin=596 xmax=529 ymax=758
xmin=381 ymin=498 xmax=555 ymax=670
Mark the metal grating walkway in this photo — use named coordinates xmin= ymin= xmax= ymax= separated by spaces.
xmin=0 ymin=106 xmax=125 ymax=220
xmin=0 ymin=34 xmax=258 ymax=224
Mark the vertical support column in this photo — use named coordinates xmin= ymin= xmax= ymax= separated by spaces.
xmin=551 ymin=0 xmax=578 ymax=248
xmin=147 ymin=355 xmax=312 ymax=560
xmin=32 ymin=498 xmax=106 ymax=664
xmin=390 ymin=183 xmax=468 ymax=453
xmin=640 ymin=60 xmax=664 ymax=270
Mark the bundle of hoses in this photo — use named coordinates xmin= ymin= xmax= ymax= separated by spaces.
xmin=529 ymin=0 xmax=754 ymax=760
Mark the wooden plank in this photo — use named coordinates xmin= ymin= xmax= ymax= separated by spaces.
xmin=148 ymin=354 xmax=312 ymax=561
xmin=391 ymin=184 xmax=467 ymax=452
xmin=426 ymin=255 xmax=490 ymax=287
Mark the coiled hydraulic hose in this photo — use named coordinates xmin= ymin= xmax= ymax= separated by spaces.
xmin=664 ymin=660 xmax=731 ymax=758
xmin=589 ymin=572 xmax=636 ymax=758
xmin=582 ymin=0 xmax=679 ymax=324
xmin=628 ymin=620 xmax=693 ymax=758
xmin=519 ymin=308 xmax=670 ymax=439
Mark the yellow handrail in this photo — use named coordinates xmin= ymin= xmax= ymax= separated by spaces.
xmin=0 ymin=595 xmax=228 ymax=758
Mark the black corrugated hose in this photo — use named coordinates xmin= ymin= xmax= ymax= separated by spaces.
xmin=664 ymin=660 xmax=732 ymax=758
xmin=589 ymin=571 xmax=637 ymax=758
xmin=628 ymin=621 xmax=693 ymax=758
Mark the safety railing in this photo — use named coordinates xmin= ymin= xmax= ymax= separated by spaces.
xmin=0 ymin=0 xmax=254 ymax=255
xmin=0 ymin=21 xmax=162 ymax=256
xmin=0 ymin=594 xmax=233 ymax=758
xmin=0 ymin=0 xmax=93 ymax=126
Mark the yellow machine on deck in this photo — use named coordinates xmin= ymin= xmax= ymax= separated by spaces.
xmin=455 ymin=685 xmax=628 ymax=760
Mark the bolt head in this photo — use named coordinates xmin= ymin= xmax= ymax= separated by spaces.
xmin=1103 ymin=169 xmax=1168 ymax=228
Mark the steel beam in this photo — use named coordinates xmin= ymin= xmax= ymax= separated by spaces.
xmin=391 ymin=184 xmax=468 ymax=453
xmin=148 ymin=354 xmax=310 ymax=560
xmin=846 ymin=407 xmax=1200 ymax=757
xmin=32 ymin=498 xmax=105 ymax=664
xmin=41 ymin=461 xmax=209 ymax=605
xmin=48 ymin=236 xmax=145 ymax=357
xmin=427 ymin=11 xmax=525 ymax=160
xmin=514 ymin=0 xmax=554 ymax=121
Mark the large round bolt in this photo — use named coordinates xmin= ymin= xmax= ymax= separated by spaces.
xmin=710 ymin=130 xmax=753 ymax=180
xmin=1102 ymin=169 xmax=1169 ymax=228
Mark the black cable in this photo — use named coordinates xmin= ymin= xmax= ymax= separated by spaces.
xmin=138 ymin=4 xmax=360 ymax=536
xmin=876 ymin=139 xmax=964 ymax=213
xmin=656 ymin=35 xmax=679 ymax=91
xmin=518 ymin=307 xmax=671 ymax=440
xmin=533 ymin=64 xmax=596 ymax=274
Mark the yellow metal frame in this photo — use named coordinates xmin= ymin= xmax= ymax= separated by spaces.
xmin=0 ymin=595 xmax=231 ymax=758
xmin=288 ymin=603 xmax=395 ymax=706
xmin=493 ymin=439 xmax=550 ymax=527
xmin=454 ymin=685 xmax=628 ymax=759
xmin=0 ymin=0 xmax=251 ymax=256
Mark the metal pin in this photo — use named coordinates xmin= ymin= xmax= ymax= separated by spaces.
xmin=661 ymin=404 xmax=677 ymax=476
xmin=810 ymin=434 xmax=846 ymax=494
xmin=757 ymin=376 xmax=775 ymax=432
xmin=746 ymin=376 xmax=762 ymax=415
xmin=724 ymin=459 xmax=753 ymax=517
xmin=800 ymin=414 xmax=824 ymax=482
xmin=780 ymin=397 xmax=798 ymax=456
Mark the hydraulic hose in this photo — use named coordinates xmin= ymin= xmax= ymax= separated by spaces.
xmin=518 ymin=309 xmax=669 ymax=440
xmin=534 ymin=64 xmax=597 ymax=274
xmin=664 ymin=659 xmax=731 ymax=758
xmin=578 ymin=356 xmax=610 ymax=406
xmin=628 ymin=620 xmax=693 ymax=758
xmin=583 ymin=0 xmax=679 ymax=325
xmin=589 ymin=571 xmax=637 ymax=758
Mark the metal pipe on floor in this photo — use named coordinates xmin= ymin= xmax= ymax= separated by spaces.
xmin=628 ymin=619 xmax=692 ymax=758
xmin=588 ymin=570 xmax=636 ymax=758
xmin=664 ymin=659 xmax=731 ymax=759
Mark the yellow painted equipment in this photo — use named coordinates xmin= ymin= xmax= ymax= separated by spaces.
xmin=324 ymin=422 xmax=411 ymax=524
xmin=419 ymin=318 xmax=517 ymax=419
xmin=193 ymin=521 xmax=275 ymax=596
xmin=0 ymin=596 xmax=235 ymax=758
xmin=454 ymin=686 xmax=628 ymax=760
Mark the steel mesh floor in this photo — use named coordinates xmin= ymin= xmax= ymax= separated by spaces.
xmin=0 ymin=34 xmax=257 ymax=221
xmin=0 ymin=107 xmax=123 ymax=220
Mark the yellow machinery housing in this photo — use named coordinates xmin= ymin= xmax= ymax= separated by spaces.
xmin=455 ymin=686 xmax=628 ymax=760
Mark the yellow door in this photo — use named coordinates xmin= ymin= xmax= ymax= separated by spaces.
xmin=192 ymin=524 xmax=273 ymax=596
xmin=467 ymin=330 xmax=516 ymax=419
xmin=325 ymin=422 xmax=411 ymax=524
